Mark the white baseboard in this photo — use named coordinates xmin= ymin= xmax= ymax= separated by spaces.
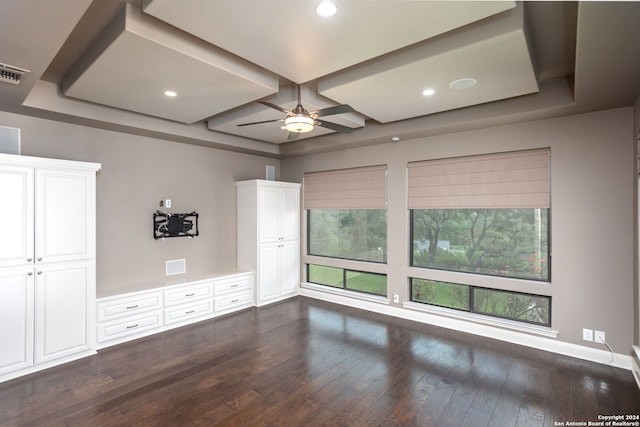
xmin=300 ymin=287 xmax=633 ymax=371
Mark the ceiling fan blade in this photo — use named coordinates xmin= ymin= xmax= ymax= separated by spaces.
xmin=315 ymin=120 xmax=355 ymax=134
xmin=259 ymin=101 xmax=292 ymax=115
xmin=287 ymin=132 xmax=300 ymax=141
xmin=236 ymin=118 xmax=283 ymax=127
xmin=311 ymin=104 xmax=355 ymax=117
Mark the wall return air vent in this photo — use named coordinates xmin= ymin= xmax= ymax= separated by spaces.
xmin=0 ymin=63 xmax=29 ymax=85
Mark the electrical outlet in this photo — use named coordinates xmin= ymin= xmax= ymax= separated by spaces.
xmin=165 ymin=199 xmax=172 ymax=208
xmin=393 ymin=293 xmax=399 ymax=303
xmin=595 ymin=330 xmax=605 ymax=344
xmin=583 ymin=328 xmax=593 ymax=342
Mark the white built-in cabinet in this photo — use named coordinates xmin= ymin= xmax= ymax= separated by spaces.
xmin=237 ymin=180 xmax=301 ymax=306
xmin=0 ymin=153 xmax=100 ymax=382
xmin=96 ymin=271 xmax=254 ymax=348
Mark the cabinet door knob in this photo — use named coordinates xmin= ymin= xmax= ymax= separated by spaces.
xmin=28 ymin=272 xmax=33 ymax=276
xmin=37 ymin=257 xmax=43 ymax=261
xmin=27 ymin=258 xmax=33 ymax=262
xmin=37 ymin=271 xmax=43 ymax=275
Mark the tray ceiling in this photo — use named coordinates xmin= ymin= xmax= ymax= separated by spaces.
xmin=56 ymin=0 xmax=541 ymax=144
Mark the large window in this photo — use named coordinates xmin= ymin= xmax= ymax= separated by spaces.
xmin=304 ymin=165 xmax=387 ymax=296
xmin=411 ymin=208 xmax=549 ymax=280
xmin=408 ymin=149 xmax=551 ymax=326
xmin=411 ymin=278 xmax=551 ymax=326
xmin=309 ymin=209 xmax=387 ymax=262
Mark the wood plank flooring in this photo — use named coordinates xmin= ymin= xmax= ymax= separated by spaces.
xmin=1 ymin=296 xmax=639 ymax=426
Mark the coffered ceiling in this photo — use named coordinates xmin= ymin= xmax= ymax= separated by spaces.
xmin=1 ymin=1 xmax=639 ymax=157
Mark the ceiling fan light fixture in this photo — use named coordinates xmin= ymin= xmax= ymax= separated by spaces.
xmin=316 ymin=1 xmax=337 ymax=17
xmin=285 ymin=115 xmax=314 ymax=133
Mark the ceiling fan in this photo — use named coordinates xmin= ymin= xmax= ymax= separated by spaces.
xmin=237 ymin=85 xmax=356 ymax=140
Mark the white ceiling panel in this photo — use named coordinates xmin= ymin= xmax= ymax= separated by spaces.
xmin=62 ymin=3 xmax=279 ymax=124
xmin=143 ymin=0 xmax=515 ymax=84
xmin=207 ymin=85 xmax=365 ymax=144
xmin=318 ymin=4 xmax=538 ymax=123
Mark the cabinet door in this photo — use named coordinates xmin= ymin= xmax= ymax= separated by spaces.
xmin=35 ymin=169 xmax=94 ymax=264
xmin=258 ymin=243 xmax=280 ymax=303
xmin=258 ymin=186 xmax=280 ymax=243
xmin=279 ymin=186 xmax=300 ymax=242
xmin=0 ymin=165 xmax=34 ymax=268
xmin=35 ymin=262 xmax=90 ymax=364
xmin=279 ymin=240 xmax=300 ymax=296
xmin=0 ymin=268 xmax=34 ymax=375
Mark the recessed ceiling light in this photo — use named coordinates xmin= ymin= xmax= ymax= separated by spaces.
xmin=449 ymin=78 xmax=477 ymax=90
xmin=422 ymin=88 xmax=435 ymax=96
xmin=316 ymin=1 xmax=337 ymax=17
xmin=164 ymin=90 xmax=177 ymax=97
xmin=391 ymin=136 xmax=400 ymax=142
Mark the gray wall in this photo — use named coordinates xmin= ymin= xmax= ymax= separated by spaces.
xmin=0 ymin=111 xmax=278 ymax=297
xmin=2 ymin=106 xmax=636 ymax=353
xmin=281 ymin=107 xmax=635 ymax=352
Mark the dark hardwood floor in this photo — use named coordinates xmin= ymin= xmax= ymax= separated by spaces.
xmin=1 ymin=296 xmax=639 ymax=426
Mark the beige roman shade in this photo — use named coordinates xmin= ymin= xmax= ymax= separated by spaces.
xmin=408 ymin=148 xmax=550 ymax=209
xmin=304 ymin=165 xmax=387 ymax=209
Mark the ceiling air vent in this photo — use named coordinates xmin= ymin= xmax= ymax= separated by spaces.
xmin=0 ymin=63 xmax=29 ymax=85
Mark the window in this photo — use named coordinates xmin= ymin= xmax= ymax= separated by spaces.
xmin=408 ymin=149 xmax=550 ymax=281
xmin=308 ymin=264 xmax=387 ymax=296
xmin=304 ymin=165 xmax=387 ymax=296
xmin=411 ymin=278 xmax=551 ymax=326
xmin=408 ymin=149 xmax=551 ymax=326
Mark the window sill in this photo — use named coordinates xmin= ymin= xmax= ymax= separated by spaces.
xmin=402 ymin=301 xmax=558 ymax=339
xmin=301 ymin=282 xmax=390 ymax=305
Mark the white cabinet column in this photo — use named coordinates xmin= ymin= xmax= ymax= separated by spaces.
xmin=0 ymin=153 xmax=100 ymax=383
xmin=237 ymin=180 xmax=301 ymax=307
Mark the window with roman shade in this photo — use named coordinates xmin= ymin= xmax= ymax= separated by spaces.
xmin=304 ymin=165 xmax=388 ymax=295
xmin=408 ymin=148 xmax=551 ymax=326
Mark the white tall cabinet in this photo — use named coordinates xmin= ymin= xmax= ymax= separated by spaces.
xmin=0 ymin=153 xmax=100 ymax=382
xmin=237 ymin=180 xmax=301 ymax=306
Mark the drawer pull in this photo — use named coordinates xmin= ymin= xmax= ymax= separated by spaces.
xmin=231 ymin=299 xmax=239 ymax=303
xmin=185 ymin=310 xmax=195 ymax=314
xmin=230 ymin=284 xmax=239 ymax=288
xmin=185 ymin=293 xmax=195 ymax=297
xmin=126 ymin=324 xmax=139 ymax=329
xmin=126 ymin=305 xmax=139 ymax=310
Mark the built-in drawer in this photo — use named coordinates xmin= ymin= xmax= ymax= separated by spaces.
xmin=163 ymin=280 xmax=213 ymax=307
xmin=164 ymin=299 xmax=214 ymax=325
xmin=213 ymin=275 xmax=252 ymax=296
xmin=214 ymin=290 xmax=253 ymax=313
xmin=98 ymin=311 xmax=162 ymax=343
xmin=97 ymin=292 xmax=162 ymax=322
